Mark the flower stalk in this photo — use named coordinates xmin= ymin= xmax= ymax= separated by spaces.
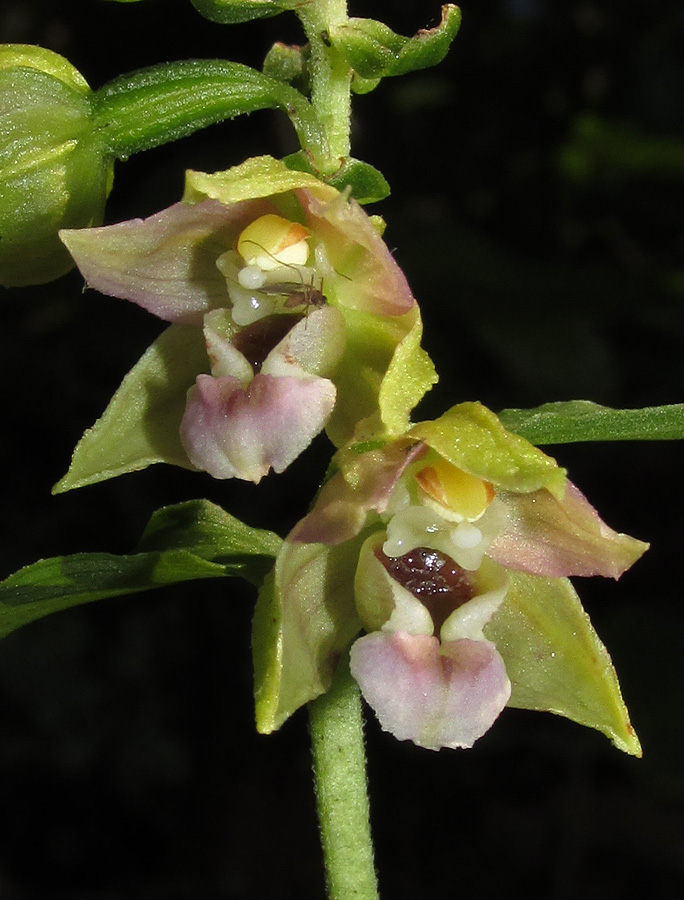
xmin=297 ymin=0 xmax=352 ymax=166
xmin=309 ymin=653 xmax=379 ymax=900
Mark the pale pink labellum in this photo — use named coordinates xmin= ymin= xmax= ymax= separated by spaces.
xmin=350 ymin=631 xmax=511 ymax=750
xmin=180 ymin=373 xmax=335 ymax=483
xmin=489 ymin=482 xmax=649 ymax=578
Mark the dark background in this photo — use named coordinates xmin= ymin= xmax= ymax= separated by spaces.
xmin=1 ymin=0 xmax=683 ymax=897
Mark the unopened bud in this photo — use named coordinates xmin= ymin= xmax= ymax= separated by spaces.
xmin=0 ymin=45 xmax=113 ymax=287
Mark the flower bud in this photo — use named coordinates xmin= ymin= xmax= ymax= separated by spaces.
xmin=0 ymin=45 xmax=113 ymax=287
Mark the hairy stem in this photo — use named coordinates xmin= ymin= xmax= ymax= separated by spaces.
xmin=309 ymin=654 xmax=379 ymax=900
xmin=298 ymin=0 xmax=352 ymax=167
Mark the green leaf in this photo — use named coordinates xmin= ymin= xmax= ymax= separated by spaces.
xmin=0 ymin=500 xmax=281 ymax=639
xmin=253 ymin=537 xmax=364 ymax=733
xmin=137 ymin=499 xmax=282 ymax=581
xmin=92 ymin=59 xmax=330 ymax=170
xmin=486 ymin=572 xmax=641 ymax=756
xmin=53 ymin=324 xmax=208 ymax=494
xmin=0 ymin=552 xmax=224 ymax=638
xmin=499 ymin=400 xmax=684 ymax=445
xmin=190 ymin=0 xmax=297 ymax=24
xmin=283 ymin=151 xmax=390 ymax=204
xmin=410 ymin=401 xmax=568 ymax=498
xmin=328 ymin=5 xmax=462 ymax=81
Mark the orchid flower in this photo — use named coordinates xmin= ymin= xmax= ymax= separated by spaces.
xmin=56 ymin=156 xmax=435 ymax=489
xmin=254 ymin=402 xmax=647 ymax=753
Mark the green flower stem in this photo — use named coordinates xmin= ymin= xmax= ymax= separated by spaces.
xmin=309 ymin=653 xmax=379 ymax=900
xmin=92 ymin=60 xmax=330 ymax=169
xmin=297 ymin=0 xmax=352 ymax=167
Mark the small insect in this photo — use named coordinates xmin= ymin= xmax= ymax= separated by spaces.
xmin=238 ymin=238 xmax=328 ymax=315
xmin=257 ymin=276 xmax=328 ymax=312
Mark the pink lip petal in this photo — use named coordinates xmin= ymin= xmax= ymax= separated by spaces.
xmin=489 ymin=481 xmax=649 ymax=578
xmin=180 ymin=372 xmax=336 ymax=483
xmin=60 ymin=198 xmax=272 ymax=324
xmin=297 ymin=189 xmax=415 ymax=317
xmin=350 ymin=631 xmax=511 ymax=750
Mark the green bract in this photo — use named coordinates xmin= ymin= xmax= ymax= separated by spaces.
xmin=283 ymin=151 xmax=391 ymax=204
xmin=327 ymin=5 xmax=462 ymax=84
xmin=263 ymin=41 xmax=309 ymax=87
xmin=0 ymin=45 xmax=112 ymax=287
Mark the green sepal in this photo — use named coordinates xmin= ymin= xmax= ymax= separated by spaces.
xmin=0 ymin=499 xmax=281 ymax=639
xmin=326 ymin=305 xmax=436 ymax=447
xmin=378 ymin=308 xmax=438 ymax=435
xmin=253 ymin=536 xmax=364 ymax=733
xmin=410 ymin=402 xmax=567 ymax=497
xmin=327 ymin=4 xmax=462 ymax=81
xmin=53 ymin=323 xmax=208 ymax=494
xmin=184 ymin=153 xmax=336 ymax=205
xmin=283 ymin=151 xmax=390 ymax=204
xmin=92 ymin=60 xmax=330 ymax=170
xmin=499 ymin=400 xmax=684 ymax=445
xmin=190 ymin=0 xmax=297 ymax=24
xmin=486 ymin=571 xmax=641 ymax=756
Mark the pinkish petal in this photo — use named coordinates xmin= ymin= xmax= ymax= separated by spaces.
xmin=61 ymin=198 xmax=272 ymax=324
xmin=262 ymin=306 xmax=346 ymax=379
xmin=489 ymin=482 xmax=649 ymax=578
xmin=350 ymin=632 xmax=510 ymax=750
xmin=287 ymin=440 xmax=426 ymax=544
xmin=180 ymin=372 xmax=336 ymax=483
xmin=298 ymin=189 xmax=415 ymax=317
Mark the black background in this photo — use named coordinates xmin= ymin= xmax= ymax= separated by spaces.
xmin=1 ymin=1 xmax=683 ymax=897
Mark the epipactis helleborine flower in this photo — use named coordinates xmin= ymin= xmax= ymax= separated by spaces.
xmin=253 ymin=402 xmax=647 ymax=753
xmin=56 ymin=156 xmax=435 ymax=490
